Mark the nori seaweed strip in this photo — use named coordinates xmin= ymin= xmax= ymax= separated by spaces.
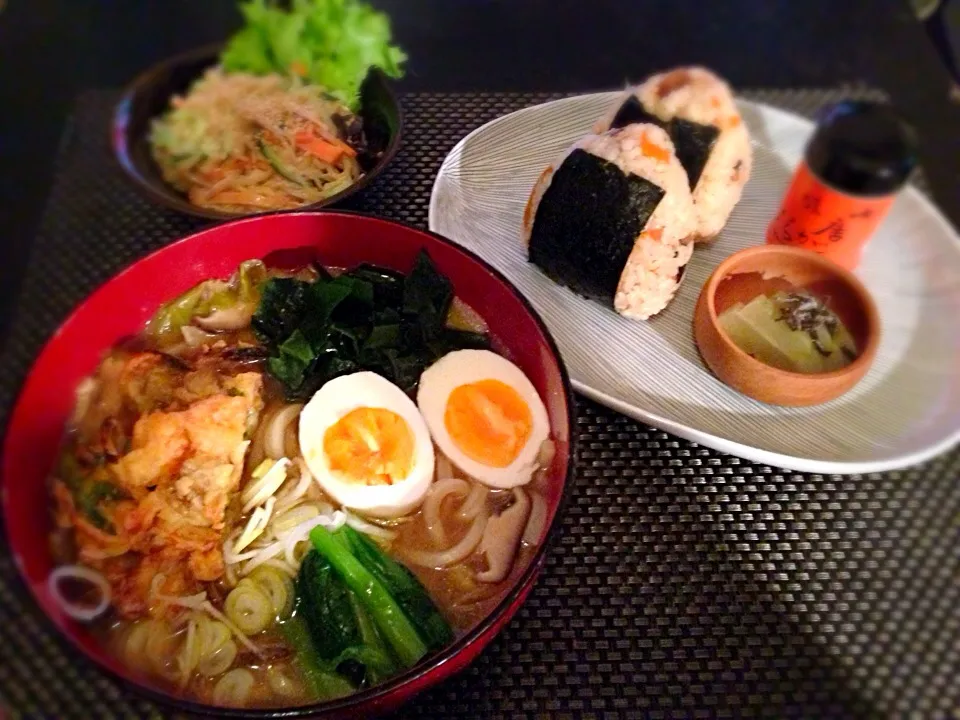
xmin=607 ymin=94 xmax=721 ymax=190
xmin=528 ymin=149 xmax=665 ymax=304
xmin=609 ymin=95 xmax=664 ymax=131
xmin=667 ymin=117 xmax=720 ymax=189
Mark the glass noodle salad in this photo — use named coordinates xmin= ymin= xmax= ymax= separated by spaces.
xmin=149 ymin=0 xmax=405 ymax=214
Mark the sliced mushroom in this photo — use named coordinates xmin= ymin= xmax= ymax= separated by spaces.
xmin=194 ymin=303 xmax=255 ymax=332
xmin=475 ymin=488 xmax=531 ymax=583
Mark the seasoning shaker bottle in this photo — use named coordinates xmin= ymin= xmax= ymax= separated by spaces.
xmin=766 ymin=100 xmax=918 ymax=270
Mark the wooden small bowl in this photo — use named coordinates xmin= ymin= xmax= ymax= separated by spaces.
xmin=693 ymin=245 xmax=881 ymax=406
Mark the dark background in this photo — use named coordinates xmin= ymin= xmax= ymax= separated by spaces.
xmin=1 ymin=1 xmax=959 ymax=347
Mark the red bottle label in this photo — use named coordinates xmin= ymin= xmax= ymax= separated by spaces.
xmin=766 ymin=161 xmax=895 ymax=270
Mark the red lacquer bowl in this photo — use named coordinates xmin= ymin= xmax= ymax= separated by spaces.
xmin=1 ymin=212 xmax=575 ymax=718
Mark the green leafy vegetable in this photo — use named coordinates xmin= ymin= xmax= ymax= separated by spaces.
xmin=251 ymin=251 xmax=490 ymax=398
xmin=251 ymin=277 xmax=312 ymax=348
xmin=308 ymin=525 xmax=427 ymax=667
xmin=267 ymin=330 xmax=316 ymax=391
xmin=337 ymin=593 xmax=396 ymax=685
xmin=281 ymin=613 xmax=355 ymax=700
xmin=297 ymin=550 xmax=361 ymax=661
xmin=296 ymin=549 xmax=397 ymax=689
xmin=147 ymin=259 xmax=266 ymax=343
xmin=292 ymin=526 xmax=455 ymax=694
xmin=403 ymin=250 xmax=452 ymax=337
xmin=220 ymin=0 xmax=407 ymax=110
xmin=341 ymin=526 xmax=453 ymax=652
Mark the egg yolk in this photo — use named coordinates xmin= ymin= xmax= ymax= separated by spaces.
xmin=444 ymin=379 xmax=532 ymax=468
xmin=323 ymin=407 xmax=414 ymax=485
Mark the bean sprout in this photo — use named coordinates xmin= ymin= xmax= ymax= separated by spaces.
xmin=233 ymin=497 xmax=276 ymax=553
xmin=274 ymin=461 xmax=315 ymax=513
xmin=270 ymin=503 xmax=321 ymax=536
xmin=242 ymin=511 xmax=345 ymax=577
xmin=223 ymin=530 xmax=259 ymax=565
xmin=241 ymin=458 xmax=290 ymax=513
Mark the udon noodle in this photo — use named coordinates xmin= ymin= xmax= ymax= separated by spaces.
xmin=47 ymin=256 xmax=555 ymax=708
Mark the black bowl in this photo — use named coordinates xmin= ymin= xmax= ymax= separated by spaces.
xmin=112 ymin=45 xmax=403 ymax=220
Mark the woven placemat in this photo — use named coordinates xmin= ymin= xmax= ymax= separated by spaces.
xmin=1 ymin=88 xmax=959 ymax=720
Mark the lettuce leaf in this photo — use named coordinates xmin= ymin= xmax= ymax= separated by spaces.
xmin=220 ymin=0 xmax=406 ymax=110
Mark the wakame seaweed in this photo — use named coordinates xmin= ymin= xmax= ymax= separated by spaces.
xmin=252 ymin=250 xmax=490 ymax=398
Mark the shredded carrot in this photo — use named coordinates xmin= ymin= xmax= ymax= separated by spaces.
xmin=202 ymin=166 xmax=227 ymax=182
xmin=640 ymin=131 xmax=671 ymax=163
xmin=304 ymin=139 xmax=345 ymax=164
xmin=644 ymin=227 xmax=664 ymax=242
xmin=710 ymin=96 xmax=721 ymax=109
xmin=337 ymin=139 xmax=358 ymax=158
xmin=294 ymin=130 xmax=356 ymax=164
xmin=727 ymin=115 xmax=742 ymax=128
xmin=296 ymin=130 xmax=354 ymax=155
xmin=290 ymin=61 xmax=308 ymax=77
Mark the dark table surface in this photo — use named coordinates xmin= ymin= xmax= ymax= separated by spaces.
xmin=1 ymin=1 xmax=960 ymax=717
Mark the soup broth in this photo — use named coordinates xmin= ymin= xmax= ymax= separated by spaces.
xmin=47 ymin=254 xmax=554 ymax=708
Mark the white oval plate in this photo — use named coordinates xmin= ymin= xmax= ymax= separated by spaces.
xmin=429 ymin=92 xmax=960 ymax=474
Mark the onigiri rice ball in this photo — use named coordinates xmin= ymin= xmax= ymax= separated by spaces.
xmin=596 ymin=66 xmax=753 ymax=242
xmin=523 ymin=123 xmax=696 ymax=320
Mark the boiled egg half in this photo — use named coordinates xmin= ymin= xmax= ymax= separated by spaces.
xmin=299 ymin=372 xmax=435 ymax=518
xmin=417 ymin=349 xmax=550 ymax=489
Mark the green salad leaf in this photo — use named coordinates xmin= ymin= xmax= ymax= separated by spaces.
xmin=220 ymin=0 xmax=407 ymax=110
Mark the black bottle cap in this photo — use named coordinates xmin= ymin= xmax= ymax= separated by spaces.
xmin=805 ymin=100 xmax=918 ymax=197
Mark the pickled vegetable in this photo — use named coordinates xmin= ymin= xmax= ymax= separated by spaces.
xmin=718 ymin=291 xmax=857 ymax=373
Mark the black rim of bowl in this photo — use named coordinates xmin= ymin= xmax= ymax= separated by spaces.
xmin=3 ymin=210 xmax=578 ymax=718
xmin=111 ymin=45 xmax=404 ymax=221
